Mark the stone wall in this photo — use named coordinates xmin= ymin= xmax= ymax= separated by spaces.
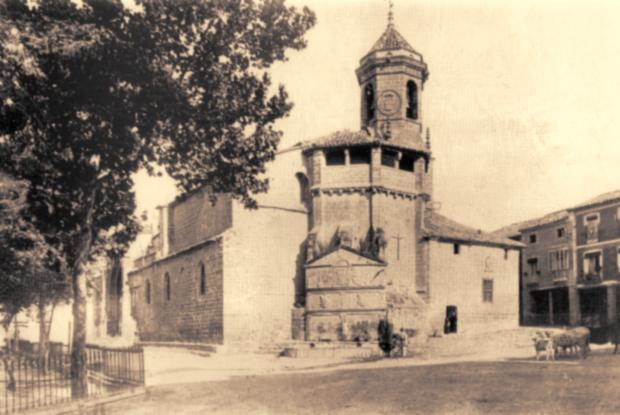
xmin=222 ymin=149 xmax=309 ymax=348
xmin=428 ymin=241 xmax=519 ymax=335
xmin=129 ymin=239 xmax=224 ymax=343
xmin=305 ymin=248 xmax=387 ymax=341
xmin=167 ymin=190 xmax=232 ymax=254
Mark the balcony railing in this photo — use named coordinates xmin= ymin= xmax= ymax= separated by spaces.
xmin=578 ymin=272 xmax=603 ymax=285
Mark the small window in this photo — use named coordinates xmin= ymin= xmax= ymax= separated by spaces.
xmin=325 ymin=150 xmax=345 ymax=166
xmin=164 ymin=272 xmax=171 ymax=301
xmin=453 ymin=244 xmax=460 ymax=255
xmin=398 ymin=152 xmax=415 ymax=172
xmin=529 ymin=234 xmax=537 ymax=244
xmin=145 ymin=280 xmax=151 ymax=304
xmin=557 ymin=228 xmax=565 ymax=238
xmin=527 ymin=258 xmax=539 ymax=275
xmin=504 ymin=249 xmax=508 ymax=260
xmin=616 ymin=207 xmax=620 ymax=221
xmin=482 ymin=279 xmax=493 ymax=303
xmin=350 ymin=147 xmax=371 ymax=164
xmin=381 ymin=149 xmax=398 ymax=168
xmin=365 ymin=83 xmax=375 ymax=124
xmin=199 ymin=263 xmax=207 ymax=295
xmin=406 ymin=80 xmax=418 ymax=120
xmin=617 ymin=247 xmax=620 ymax=273
xmin=585 ymin=214 xmax=600 ymax=242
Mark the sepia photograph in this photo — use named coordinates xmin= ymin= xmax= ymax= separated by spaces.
xmin=1 ymin=0 xmax=620 ymax=414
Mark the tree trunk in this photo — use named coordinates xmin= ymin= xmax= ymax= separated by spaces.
xmin=69 ymin=185 xmax=98 ymax=399
xmin=70 ymin=269 xmax=88 ymax=398
xmin=37 ymin=299 xmax=48 ymax=374
xmin=2 ymin=319 xmax=16 ymax=391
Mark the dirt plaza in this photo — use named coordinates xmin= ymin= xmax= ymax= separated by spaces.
xmin=105 ymin=345 xmax=620 ymax=415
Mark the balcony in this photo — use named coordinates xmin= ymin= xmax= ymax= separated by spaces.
xmin=578 ymin=272 xmax=603 ymax=285
xmin=551 ymin=269 xmax=570 ymax=284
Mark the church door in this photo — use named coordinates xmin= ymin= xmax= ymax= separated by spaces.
xmin=444 ymin=306 xmax=458 ymax=334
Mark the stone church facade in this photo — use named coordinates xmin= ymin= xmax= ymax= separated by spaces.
xmin=128 ymin=16 xmax=522 ymax=348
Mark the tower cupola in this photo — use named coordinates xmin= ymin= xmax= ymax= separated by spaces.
xmin=356 ymin=2 xmax=429 ymax=149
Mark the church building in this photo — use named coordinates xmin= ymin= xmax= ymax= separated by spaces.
xmin=127 ymin=11 xmax=523 ymax=349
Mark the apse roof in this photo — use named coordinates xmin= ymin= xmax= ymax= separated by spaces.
xmin=424 ymin=212 xmax=524 ymax=249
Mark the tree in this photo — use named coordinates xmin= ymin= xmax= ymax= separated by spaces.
xmin=0 ymin=172 xmax=66 ymax=327
xmin=0 ymin=0 xmax=315 ymax=398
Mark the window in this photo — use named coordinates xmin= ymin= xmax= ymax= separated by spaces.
xmin=482 ymin=279 xmax=493 ymax=303
xmin=295 ymin=172 xmax=311 ymax=207
xmin=583 ymin=251 xmax=602 ymax=277
xmin=145 ymin=280 xmax=151 ymax=304
xmin=453 ymin=244 xmax=460 ymax=255
xmin=504 ymin=249 xmax=508 ymax=260
xmin=398 ymin=152 xmax=415 ymax=172
xmin=585 ymin=214 xmax=600 ymax=242
xmin=199 ymin=263 xmax=207 ymax=295
xmin=527 ymin=258 xmax=539 ymax=276
xmin=381 ymin=149 xmax=398 ymax=168
xmin=406 ymin=80 xmax=418 ymax=120
xmin=557 ymin=228 xmax=565 ymax=238
xmin=529 ymin=234 xmax=537 ymax=244
xmin=617 ymin=207 xmax=620 ymax=221
xmin=350 ymin=147 xmax=371 ymax=164
xmin=325 ymin=149 xmax=345 ymax=166
xmin=617 ymin=247 xmax=620 ymax=273
xmin=364 ymin=83 xmax=375 ymax=124
xmin=549 ymin=249 xmax=570 ymax=271
xmin=164 ymin=272 xmax=171 ymax=301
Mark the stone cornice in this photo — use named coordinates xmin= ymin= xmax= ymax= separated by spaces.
xmin=310 ymin=185 xmax=419 ymax=200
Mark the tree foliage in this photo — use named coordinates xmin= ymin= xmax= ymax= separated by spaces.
xmin=0 ymin=0 xmax=315 ymax=397
xmin=0 ymin=173 xmax=64 ymax=328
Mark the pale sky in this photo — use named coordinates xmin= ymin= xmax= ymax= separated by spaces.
xmin=134 ymin=0 xmax=620 ymax=236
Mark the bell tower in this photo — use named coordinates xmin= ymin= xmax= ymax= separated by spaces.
xmin=356 ymin=2 xmax=429 ymax=148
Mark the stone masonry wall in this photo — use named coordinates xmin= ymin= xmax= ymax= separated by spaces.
xmin=428 ymin=241 xmax=519 ymax=335
xmin=129 ymin=239 xmax=224 ymax=343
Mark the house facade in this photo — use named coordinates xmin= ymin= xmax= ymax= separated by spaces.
xmin=127 ymin=12 xmax=522 ymax=349
xmin=495 ymin=191 xmax=620 ymax=328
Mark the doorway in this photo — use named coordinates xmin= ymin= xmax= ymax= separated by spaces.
xmin=444 ymin=305 xmax=458 ymax=334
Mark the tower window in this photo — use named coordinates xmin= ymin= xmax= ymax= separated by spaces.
xmin=406 ymin=80 xmax=418 ymax=120
xmin=325 ymin=149 xmax=345 ymax=166
xmin=365 ymin=83 xmax=375 ymax=124
xmin=164 ymin=272 xmax=171 ymax=301
xmin=399 ymin=152 xmax=415 ymax=172
xmin=350 ymin=147 xmax=371 ymax=164
xmin=453 ymin=244 xmax=460 ymax=255
xmin=145 ymin=280 xmax=151 ymax=304
xmin=381 ymin=149 xmax=398 ymax=168
xmin=295 ymin=172 xmax=311 ymax=207
xmin=482 ymin=279 xmax=493 ymax=303
xmin=199 ymin=263 xmax=207 ymax=295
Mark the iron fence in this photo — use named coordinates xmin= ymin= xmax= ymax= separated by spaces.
xmin=1 ymin=344 xmax=144 ymax=414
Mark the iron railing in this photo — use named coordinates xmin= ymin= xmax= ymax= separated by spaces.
xmin=1 ymin=344 xmax=144 ymax=414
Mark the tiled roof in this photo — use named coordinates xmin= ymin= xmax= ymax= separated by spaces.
xmin=492 ymin=188 xmax=620 ymax=238
xmin=492 ymin=210 xmax=569 ymax=238
xmin=569 ymin=189 xmax=620 ymax=211
xmin=367 ymin=25 xmax=418 ymax=55
xmin=424 ymin=212 xmax=524 ymax=249
xmin=295 ymin=129 xmax=429 ymax=154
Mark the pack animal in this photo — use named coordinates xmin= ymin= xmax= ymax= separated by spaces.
xmin=531 ymin=331 xmax=554 ymax=361
xmin=549 ymin=327 xmax=590 ymax=359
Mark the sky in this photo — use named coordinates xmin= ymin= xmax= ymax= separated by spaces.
xmin=133 ymin=0 xmax=620 ymax=237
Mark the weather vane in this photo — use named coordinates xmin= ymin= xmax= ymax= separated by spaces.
xmin=388 ymin=0 xmax=394 ymax=27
